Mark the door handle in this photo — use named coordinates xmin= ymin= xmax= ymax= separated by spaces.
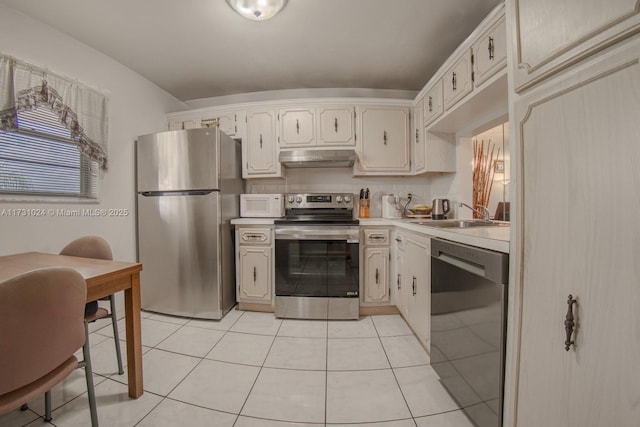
xmin=564 ymin=295 xmax=577 ymax=351
xmin=488 ymin=36 xmax=495 ymax=60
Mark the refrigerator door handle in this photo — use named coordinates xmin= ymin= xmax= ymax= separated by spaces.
xmin=140 ymin=190 xmax=215 ymax=197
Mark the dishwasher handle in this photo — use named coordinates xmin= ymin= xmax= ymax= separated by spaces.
xmin=435 ymin=253 xmax=485 ymax=277
xmin=431 ymin=238 xmax=508 ymax=283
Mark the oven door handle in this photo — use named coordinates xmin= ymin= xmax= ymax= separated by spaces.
xmin=275 ymin=228 xmax=359 ymax=241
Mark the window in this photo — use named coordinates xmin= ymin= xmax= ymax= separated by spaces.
xmin=0 ymin=106 xmax=98 ymax=198
xmin=0 ymin=53 xmax=108 ymax=199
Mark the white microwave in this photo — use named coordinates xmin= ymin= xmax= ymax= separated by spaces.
xmin=240 ymin=194 xmax=285 ymax=218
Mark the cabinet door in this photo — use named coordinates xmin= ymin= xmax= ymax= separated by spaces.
xmin=245 ymin=110 xmax=280 ymax=177
xmin=511 ymin=0 xmax=640 ymax=91
xmin=238 ymin=246 xmax=272 ymax=303
xmin=363 ymin=247 xmax=390 ymax=303
xmin=168 ymin=118 xmax=200 ymax=130
xmin=317 ymin=106 xmax=356 ymax=146
xmin=512 ymin=39 xmax=640 ymax=426
xmin=443 ymin=50 xmax=473 ymax=110
xmin=413 ymin=99 xmax=426 ymax=173
xmin=395 ymin=233 xmax=409 ymax=318
xmin=406 ymin=235 xmax=430 ymax=349
xmin=279 ymin=108 xmax=315 ymax=147
xmin=357 ymin=106 xmax=410 ymax=173
xmin=219 ymin=112 xmax=239 ymax=137
xmin=473 ymin=16 xmax=507 ymax=87
xmin=423 ymin=80 xmax=444 ymax=127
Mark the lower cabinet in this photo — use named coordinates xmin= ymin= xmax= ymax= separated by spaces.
xmin=362 ymin=228 xmax=391 ymax=304
xmin=236 ymin=227 xmax=273 ymax=307
xmin=395 ymin=230 xmax=430 ymax=351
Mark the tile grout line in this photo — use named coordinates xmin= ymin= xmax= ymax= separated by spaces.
xmin=134 ymin=308 xmax=247 ymax=426
xmin=232 ymin=314 xmax=284 ymax=426
xmin=371 ymin=316 xmax=420 ymax=427
xmin=324 ymin=317 xmax=329 ymax=427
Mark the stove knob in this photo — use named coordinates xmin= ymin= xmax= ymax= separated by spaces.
xmin=343 ymin=195 xmax=352 ymax=203
xmin=295 ymin=195 xmax=303 ymax=203
xmin=287 ymin=195 xmax=295 ymax=203
xmin=336 ymin=196 xmax=343 ymax=203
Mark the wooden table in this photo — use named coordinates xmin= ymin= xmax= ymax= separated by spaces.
xmin=0 ymin=252 xmax=144 ymax=398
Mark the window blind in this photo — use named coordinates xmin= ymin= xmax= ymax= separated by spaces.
xmin=0 ymin=106 xmax=98 ymax=198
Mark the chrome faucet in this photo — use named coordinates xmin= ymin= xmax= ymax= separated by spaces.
xmin=459 ymin=202 xmax=491 ymax=221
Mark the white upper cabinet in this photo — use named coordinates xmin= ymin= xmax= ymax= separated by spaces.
xmin=443 ymin=49 xmax=474 ymax=111
xmin=317 ymin=106 xmax=356 ymax=146
xmin=413 ymin=99 xmax=426 ymax=173
xmin=168 ymin=117 xmax=201 ymax=130
xmin=473 ymin=15 xmax=507 ymax=87
xmin=355 ymin=106 xmax=411 ymax=174
xmin=422 ymin=80 xmax=444 ymax=128
xmin=278 ymin=107 xmax=315 ymax=147
xmin=511 ymin=0 xmax=640 ymax=91
xmin=201 ymin=111 xmax=243 ymax=138
xmin=244 ymin=109 xmax=281 ymax=178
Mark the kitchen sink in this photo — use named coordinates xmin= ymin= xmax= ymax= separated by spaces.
xmin=409 ymin=219 xmax=509 ymax=228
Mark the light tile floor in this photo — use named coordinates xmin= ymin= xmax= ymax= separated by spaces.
xmin=1 ymin=310 xmax=474 ymax=427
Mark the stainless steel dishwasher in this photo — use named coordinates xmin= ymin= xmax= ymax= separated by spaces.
xmin=430 ymin=238 xmax=509 ymax=427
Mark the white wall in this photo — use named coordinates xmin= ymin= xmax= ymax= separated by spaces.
xmin=0 ymin=5 xmax=187 ymax=260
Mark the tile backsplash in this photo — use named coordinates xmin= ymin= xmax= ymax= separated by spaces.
xmin=245 ymin=168 xmax=455 ymax=218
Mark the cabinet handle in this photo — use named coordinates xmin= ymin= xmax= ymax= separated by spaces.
xmin=259 ymin=133 xmax=263 ymax=149
xmin=253 ymin=266 xmax=257 ymax=282
xmin=397 ymin=273 xmax=401 ymax=290
xmin=488 ymin=36 xmax=495 ymax=60
xmin=375 ymin=268 xmax=379 ymax=284
xmin=416 ymin=128 xmax=419 ymax=143
xmin=428 ymin=96 xmax=433 ymax=112
xmin=334 ymin=117 xmax=338 ymax=132
xmin=412 ymin=276 xmax=417 ymax=296
xmin=296 ymin=119 xmax=300 ymax=134
xmin=383 ymin=130 xmax=388 ymax=145
xmin=369 ymin=235 xmax=385 ymax=240
xmin=564 ymin=295 xmax=577 ymax=351
xmin=452 ymin=72 xmax=457 ymax=91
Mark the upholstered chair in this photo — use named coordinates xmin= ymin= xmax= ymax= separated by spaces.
xmin=0 ymin=267 xmax=98 ymax=425
xmin=60 ymin=236 xmax=124 ymax=375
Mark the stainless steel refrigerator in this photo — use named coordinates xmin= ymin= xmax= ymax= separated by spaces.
xmin=136 ymin=127 xmax=243 ymax=319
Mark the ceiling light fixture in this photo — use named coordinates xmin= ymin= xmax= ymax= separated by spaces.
xmin=226 ymin=0 xmax=288 ymax=21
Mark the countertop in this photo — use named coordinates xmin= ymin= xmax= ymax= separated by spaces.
xmin=231 ymin=217 xmax=510 ymax=253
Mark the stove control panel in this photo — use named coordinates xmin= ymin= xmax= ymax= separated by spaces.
xmin=284 ymin=193 xmax=355 ymax=209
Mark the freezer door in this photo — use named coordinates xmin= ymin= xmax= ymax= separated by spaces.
xmin=138 ymin=191 xmax=229 ymax=319
xmin=136 ymin=128 xmax=219 ymax=192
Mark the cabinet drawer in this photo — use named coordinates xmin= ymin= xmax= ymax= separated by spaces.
xmin=364 ymin=229 xmax=390 ymax=245
xmin=238 ymin=228 xmax=272 ymax=245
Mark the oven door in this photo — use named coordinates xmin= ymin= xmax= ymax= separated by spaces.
xmin=274 ymin=225 xmax=359 ymax=319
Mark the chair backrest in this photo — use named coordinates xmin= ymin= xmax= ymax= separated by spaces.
xmin=60 ymin=236 xmax=113 ymax=260
xmin=0 ymin=268 xmax=87 ymax=396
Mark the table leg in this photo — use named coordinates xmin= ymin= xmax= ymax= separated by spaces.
xmin=124 ymin=272 xmax=143 ymax=398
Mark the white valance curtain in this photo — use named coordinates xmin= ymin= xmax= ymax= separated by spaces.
xmin=0 ymin=54 xmax=109 ymax=170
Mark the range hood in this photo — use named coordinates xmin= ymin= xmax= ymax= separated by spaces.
xmin=278 ymin=149 xmax=357 ymax=168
